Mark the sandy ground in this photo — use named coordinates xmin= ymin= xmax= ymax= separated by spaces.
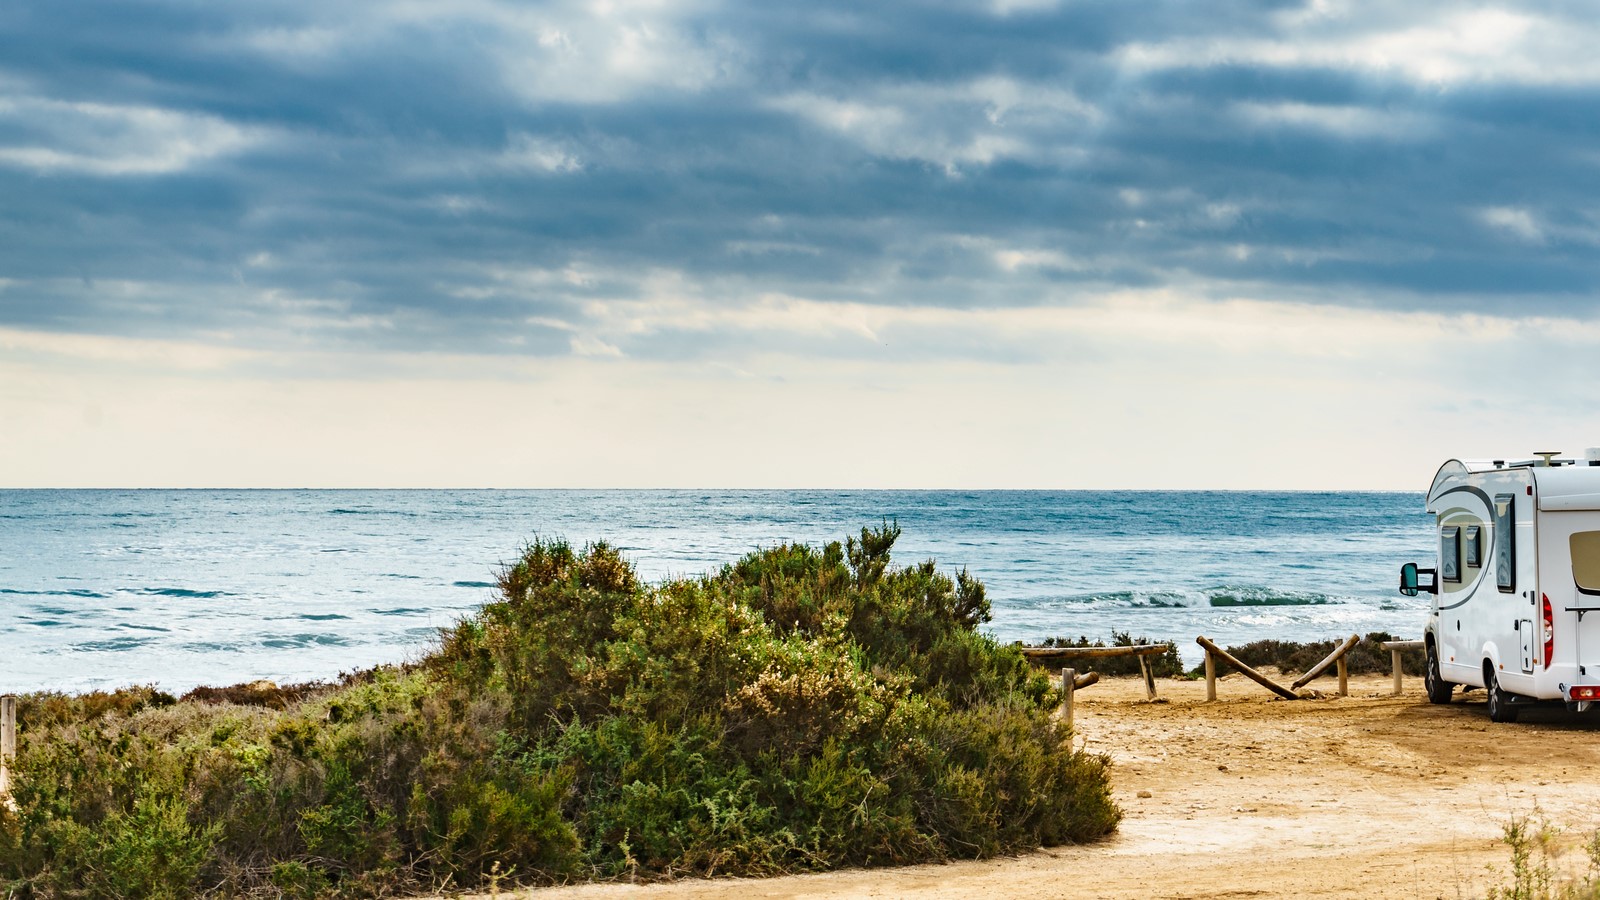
xmin=456 ymin=672 xmax=1600 ymax=900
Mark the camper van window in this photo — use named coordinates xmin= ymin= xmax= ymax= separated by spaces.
xmin=1465 ymin=526 xmax=1482 ymax=568
xmin=1441 ymin=526 xmax=1461 ymax=583
xmin=1495 ymin=493 xmax=1516 ymax=593
xmin=1572 ymin=532 xmax=1600 ymax=596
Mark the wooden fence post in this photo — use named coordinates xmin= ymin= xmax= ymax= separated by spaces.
xmin=1391 ymin=648 xmax=1404 ymax=696
xmin=1290 ymin=634 xmax=1360 ymax=691
xmin=1061 ymin=667 xmax=1077 ymax=730
xmin=1 ymin=694 xmax=15 ymax=801
xmin=1204 ymin=651 xmax=1217 ymax=702
xmin=1137 ymin=654 xmax=1158 ymax=701
xmin=1337 ymin=656 xmax=1348 ymax=697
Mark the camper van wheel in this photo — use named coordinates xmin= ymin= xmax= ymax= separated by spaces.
xmin=1485 ymin=667 xmax=1519 ymax=724
xmin=1425 ymin=641 xmax=1453 ymax=704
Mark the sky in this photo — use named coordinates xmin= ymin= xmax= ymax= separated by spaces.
xmin=4 ymin=0 xmax=1600 ymax=489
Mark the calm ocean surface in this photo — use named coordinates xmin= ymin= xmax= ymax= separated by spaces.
xmin=0 ymin=490 xmax=1433 ymax=692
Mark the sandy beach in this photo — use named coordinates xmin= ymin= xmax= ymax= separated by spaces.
xmin=459 ymin=672 xmax=1600 ymax=900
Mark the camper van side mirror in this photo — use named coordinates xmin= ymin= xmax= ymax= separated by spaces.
xmin=1399 ymin=562 xmax=1437 ymax=597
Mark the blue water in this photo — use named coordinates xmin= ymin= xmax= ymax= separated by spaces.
xmin=0 ymin=490 xmax=1434 ymax=692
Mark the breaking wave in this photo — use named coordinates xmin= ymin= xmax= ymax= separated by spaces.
xmin=1060 ymin=586 xmax=1337 ymax=609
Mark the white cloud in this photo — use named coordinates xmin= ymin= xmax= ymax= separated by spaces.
xmin=0 ymin=326 xmax=263 ymax=371
xmin=236 ymin=26 xmax=346 ymax=62
xmin=0 ymin=98 xmax=265 ymax=176
xmin=769 ymin=76 xmax=1098 ymax=170
xmin=992 ymin=248 xmax=1076 ymax=273
xmin=1479 ymin=206 xmax=1543 ymax=242
xmin=1233 ymin=101 xmax=1432 ymax=139
xmin=425 ymin=194 xmax=493 ymax=215
xmin=723 ymin=240 xmax=824 ymax=257
xmin=499 ymin=133 xmax=584 ymax=173
xmin=1120 ymin=7 xmax=1600 ymax=87
xmin=989 ymin=0 xmax=1060 ymax=15
xmin=570 ymin=334 xmax=624 ymax=356
xmin=12 ymin=297 xmax=1600 ymax=489
xmin=490 ymin=1 xmax=742 ymax=104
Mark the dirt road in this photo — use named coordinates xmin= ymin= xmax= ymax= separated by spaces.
xmin=471 ymin=672 xmax=1600 ymax=900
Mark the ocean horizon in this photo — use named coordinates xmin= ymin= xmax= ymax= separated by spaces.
xmin=0 ymin=488 xmax=1434 ymax=693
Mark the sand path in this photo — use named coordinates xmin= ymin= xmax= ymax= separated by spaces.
xmin=461 ymin=672 xmax=1600 ymax=899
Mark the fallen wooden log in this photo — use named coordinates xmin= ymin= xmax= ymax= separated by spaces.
xmin=1073 ymin=671 xmax=1101 ymax=690
xmin=1291 ymin=634 xmax=1361 ymax=691
xmin=1196 ymin=636 xmax=1300 ymax=701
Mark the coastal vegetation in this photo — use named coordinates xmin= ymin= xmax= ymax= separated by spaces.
xmin=1489 ymin=815 xmax=1600 ymax=900
xmin=0 ymin=525 xmax=1119 ymax=898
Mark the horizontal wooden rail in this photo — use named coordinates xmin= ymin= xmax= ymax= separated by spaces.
xmin=1019 ymin=644 xmax=1172 ymax=661
xmin=1380 ymin=640 xmax=1424 ymax=695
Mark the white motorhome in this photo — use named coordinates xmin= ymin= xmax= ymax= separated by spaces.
xmin=1402 ymin=450 xmax=1600 ymax=722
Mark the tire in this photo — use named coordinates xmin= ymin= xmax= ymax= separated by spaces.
xmin=1486 ymin=667 xmax=1519 ymax=723
xmin=1425 ymin=641 xmax=1454 ymax=704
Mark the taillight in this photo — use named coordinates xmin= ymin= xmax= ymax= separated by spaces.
xmin=1543 ymin=593 xmax=1554 ymax=669
xmin=1571 ymin=685 xmax=1600 ymax=701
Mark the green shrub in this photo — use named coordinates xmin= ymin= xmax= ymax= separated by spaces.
xmin=0 ymin=526 xmax=1118 ymax=897
xmin=1487 ymin=814 xmax=1600 ymax=900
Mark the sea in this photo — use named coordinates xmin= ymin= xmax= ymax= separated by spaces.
xmin=0 ymin=490 xmax=1434 ymax=693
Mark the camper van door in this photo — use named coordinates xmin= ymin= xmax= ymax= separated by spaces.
xmin=1541 ymin=512 xmax=1600 ymax=679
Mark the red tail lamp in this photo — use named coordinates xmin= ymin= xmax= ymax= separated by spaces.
xmin=1543 ymin=593 xmax=1554 ymax=669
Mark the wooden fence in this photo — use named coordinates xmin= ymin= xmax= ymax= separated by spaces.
xmin=1021 ymin=635 xmax=1412 ymax=718
xmin=1017 ymin=643 xmax=1172 ymax=725
xmin=1196 ymin=634 xmax=1367 ymax=702
xmin=1019 ymin=643 xmax=1170 ymax=702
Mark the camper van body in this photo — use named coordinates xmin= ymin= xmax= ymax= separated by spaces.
xmin=1416 ymin=454 xmax=1600 ymax=721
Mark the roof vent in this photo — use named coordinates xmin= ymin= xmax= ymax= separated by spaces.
xmin=1586 ymin=448 xmax=1600 ymax=466
xmin=1535 ymin=451 xmax=1562 ymax=467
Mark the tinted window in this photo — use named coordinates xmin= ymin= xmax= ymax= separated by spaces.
xmin=1465 ymin=525 xmax=1482 ymax=568
xmin=1573 ymin=531 xmax=1600 ymax=596
xmin=1441 ymin=526 xmax=1461 ymax=583
xmin=1495 ymin=494 xmax=1516 ymax=593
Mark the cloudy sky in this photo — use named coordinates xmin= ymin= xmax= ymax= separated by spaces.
xmin=4 ymin=0 xmax=1600 ymax=488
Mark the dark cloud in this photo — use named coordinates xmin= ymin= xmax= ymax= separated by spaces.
xmin=5 ymin=0 xmax=1600 ymax=362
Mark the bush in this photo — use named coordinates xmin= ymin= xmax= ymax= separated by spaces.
xmin=0 ymin=526 xmax=1119 ymax=897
